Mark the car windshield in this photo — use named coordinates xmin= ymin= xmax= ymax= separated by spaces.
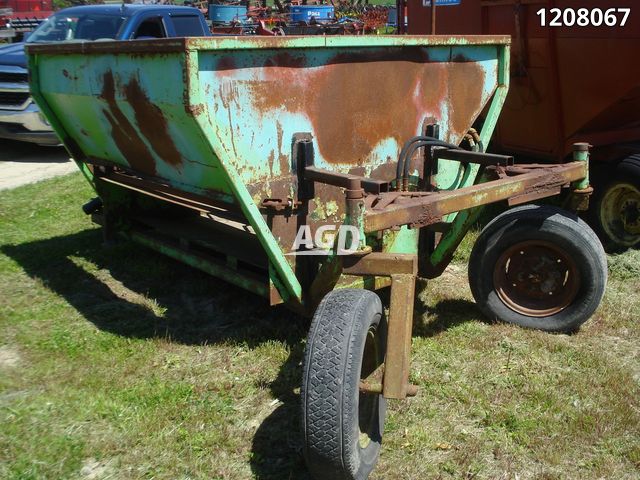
xmin=27 ymin=12 xmax=125 ymax=42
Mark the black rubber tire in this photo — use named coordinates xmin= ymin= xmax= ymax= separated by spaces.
xmin=617 ymin=155 xmax=640 ymax=178
xmin=590 ymin=155 xmax=640 ymax=251
xmin=302 ymin=289 xmax=387 ymax=480
xmin=468 ymin=205 xmax=607 ymax=332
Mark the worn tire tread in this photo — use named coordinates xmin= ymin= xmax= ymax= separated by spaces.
xmin=302 ymin=289 xmax=384 ymax=480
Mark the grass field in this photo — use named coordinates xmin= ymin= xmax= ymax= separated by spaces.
xmin=1 ymin=172 xmax=639 ymax=479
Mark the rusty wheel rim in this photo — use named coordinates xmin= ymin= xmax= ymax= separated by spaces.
xmin=600 ymin=182 xmax=640 ymax=247
xmin=493 ymin=240 xmax=580 ymax=317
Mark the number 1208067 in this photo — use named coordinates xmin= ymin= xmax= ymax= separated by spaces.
xmin=536 ymin=8 xmax=630 ymax=27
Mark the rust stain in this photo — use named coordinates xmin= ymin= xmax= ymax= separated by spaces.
xmin=100 ymin=71 xmax=158 ymax=176
xmin=264 ymin=52 xmax=307 ymax=69
xmin=209 ymin=46 xmax=488 ymax=248
xmin=275 ymin=122 xmax=290 ymax=176
xmin=267 ymin=150 xmax=275 ymax=178
xmin=416 ymin=204 xmax=443 ymax=227
xmin=247 ymin=47 xmax=486 ymax=165
xmin=218 ymin=83 xmax=239 ymax=159
xmin=62 ymin=68 xmax=78 ymax=80
xmin=99 ymin=72 xmax=184 ymax=175
xmin=446 ymin=61 xmax=485 ymax=140
xmin=188 ymin=103 xmax=206 ymax=116
xmin=309 ymin=50 xmax=438 ymax=165
xmin=217 ymin=56 xmax=237 ymax=72
xmin=123 ymin=78 xmax=183 ymax=168
xmin=214 ymin=56 xmax=241 ymax=84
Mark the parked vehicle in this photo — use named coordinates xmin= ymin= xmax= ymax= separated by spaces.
xmin=0 ymin=0 xmax=52 ymax=42
xmin=399 ymin=0 xmax=640 ymax=250
xmin=27 ymin=35 xmax=606 ymax=479
xmin=0 ymin=4 xmax=210 ymax=146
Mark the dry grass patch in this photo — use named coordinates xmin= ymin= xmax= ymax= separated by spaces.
xmin=1 ymin=173 xmax=638 ymax=479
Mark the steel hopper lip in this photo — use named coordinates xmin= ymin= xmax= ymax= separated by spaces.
xmin=26 ymin=34 xmax=510 ymax=56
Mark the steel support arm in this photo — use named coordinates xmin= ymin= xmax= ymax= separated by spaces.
xmin=365 ymin=161 xmax=588 ymax=232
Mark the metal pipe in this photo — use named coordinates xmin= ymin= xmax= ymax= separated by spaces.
xmin=396 ymin=136 xmax=460 ymax=191
xmin=571 ymin=142 xmax=590 ymax=190
xmin=401 ymin=138 xmax=462 ymax=190
xmin=430 ymin=0 xmax=436 ymax=35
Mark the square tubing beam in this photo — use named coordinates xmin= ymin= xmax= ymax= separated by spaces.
xmin=384 ymin=273 xmax=417 ymax=399
xmin=343 ymin=253 xmax=418 ymax=399
xmin=365 ymin=162 xmax=587 ymax=232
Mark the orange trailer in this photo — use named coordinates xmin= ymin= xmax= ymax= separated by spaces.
xmin=401 ymin=0 xmax=640 ymax=249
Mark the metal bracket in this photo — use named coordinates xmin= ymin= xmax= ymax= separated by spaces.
xmin=261 ymin=197 xmax=302 ymax=212
xmin=292 ymin=133 xmax=315 ymax=200
xmin=566 ymin=186 xmax=593 ymax=212
xmin=304 ymin=166 xmax=389 ymax=195
xmin=432 ymin=148 xmax=514 ymax=167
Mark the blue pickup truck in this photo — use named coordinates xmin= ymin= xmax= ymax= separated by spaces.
xmin=0 ymin=4 xmax=210 ymax=145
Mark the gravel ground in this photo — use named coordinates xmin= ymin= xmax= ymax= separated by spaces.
xmin=0 ymin=140 xmax=76 ymax=191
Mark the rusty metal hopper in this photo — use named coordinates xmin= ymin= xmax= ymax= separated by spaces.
xmin=27 ymin=35 xmax=510 ymax=303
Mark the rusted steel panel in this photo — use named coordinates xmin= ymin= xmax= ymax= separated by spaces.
xmin=225 ymin=44 xmax=503 ymax=258
xmin=28 ymin=35 xmax=509 ymax=302
xmin=28 ymin=37 xmax=505 ymax=251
